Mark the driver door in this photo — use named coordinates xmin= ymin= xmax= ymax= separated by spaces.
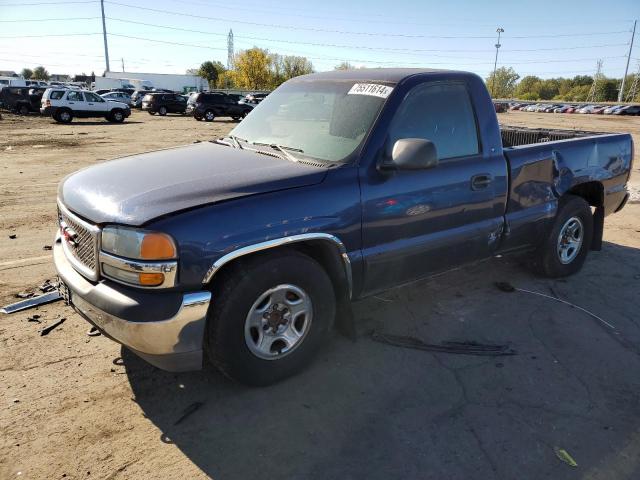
xmin=360 ymin=81 xmax=507 ymax=295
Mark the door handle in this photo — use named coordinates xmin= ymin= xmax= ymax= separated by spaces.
xmin=471 ymin=174 xmax=493 ymax=190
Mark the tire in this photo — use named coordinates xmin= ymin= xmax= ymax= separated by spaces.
xmin=148 ymin=111 xmax=155 ymax=116
xmin=158 ymin=106 xmax=168 ymax=116
xmin=204 ymin=110 xmax=215 ymax=122
xmin=109 ymin=109 xmax=125 ymax=123
xmin=55 ymin=109 xmax=73 ymax=124
xmin=205 ymin=250 xmax=336 ymax=386
xmin=531 ymin=195 xmax=593 ymax=278
xmin=17 ymin=104 xmax=29 ymax=115
xmin=232 ymin=116 xmax=241 ymax=122
xmin=194 ymin=115 xmax=203 ymax=121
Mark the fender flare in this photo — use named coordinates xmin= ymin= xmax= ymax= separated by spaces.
xmin=201 ymin=233 xmax=353 ymax=299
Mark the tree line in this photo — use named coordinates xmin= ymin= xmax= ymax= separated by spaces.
xmin=192 ymin=47 xmax=314 ymax=91
xmin=486 ymin=66 xmax=639 ymax=102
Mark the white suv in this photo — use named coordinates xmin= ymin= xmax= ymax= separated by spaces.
xmin=40 ymin=88 xmax=131 ymax=123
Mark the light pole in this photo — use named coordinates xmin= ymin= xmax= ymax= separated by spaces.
xmin=491 ymin=27 xmax=504 ymax=98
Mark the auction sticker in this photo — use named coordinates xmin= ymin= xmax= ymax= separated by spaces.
xmin=348 ymin=83 xmax=394 ymax=98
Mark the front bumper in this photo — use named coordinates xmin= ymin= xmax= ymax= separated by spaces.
xmin=53 ymin=235 xmax=211 ymax=371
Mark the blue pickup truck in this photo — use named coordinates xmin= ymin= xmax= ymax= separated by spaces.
xmin=54 ymin=69 xmax=633 ymax=385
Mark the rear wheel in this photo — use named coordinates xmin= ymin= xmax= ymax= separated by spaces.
xmin=158 ymin=106 xmax=168 ymax=116
xmin=148 ymin=111 xmax=155 ymax=116
xmin=17 ymin=104 xmax=29 ymax=115
xmin=531 ymin=195 xmax=593 ymax=277
xmin=55 ymin=109 xmax=73 ymax=124
xmin=205 ymin=250 xmax=336 ymax=386
xmin=204 ymin=110 xmax=215 ymax=122
xmin=194 ymin=115 xmax=203 ymax=121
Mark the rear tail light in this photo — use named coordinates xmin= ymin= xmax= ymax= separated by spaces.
xmin=44 ymin=100 xmax=51 ymax=107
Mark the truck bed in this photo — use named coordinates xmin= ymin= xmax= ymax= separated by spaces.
xmin=500 ymin=125 xmax=607 ymax=148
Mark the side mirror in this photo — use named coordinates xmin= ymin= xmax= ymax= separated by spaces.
xmin=385 ymin=138 xmax=438 ymax=171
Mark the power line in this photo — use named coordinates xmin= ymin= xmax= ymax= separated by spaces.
xmin=104 ymin=17 xmax=631 ymax=58
xmin=0 ymin=0 xmax=97 ymax=5
xmin=103 ymin=1 xmax=631 ymax=39
xmin=0 ymin=32 xmax=102 ymax=38
xmin=0 ymin=17 xmax=100 ymax=22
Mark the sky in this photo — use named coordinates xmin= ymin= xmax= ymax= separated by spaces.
xmin=0 ymin=0 xmax=638 ymax=80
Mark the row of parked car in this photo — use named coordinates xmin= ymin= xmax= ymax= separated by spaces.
xmin=0 ymin=85 xmax=270 ymax=124
xmin=506 ymin=102 xmax=640 ymax=115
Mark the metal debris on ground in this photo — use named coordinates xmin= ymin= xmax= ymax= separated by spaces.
xmin=42 ymin=245 xmax=52 ymax=251
xmin=174 ymin=402 xmax=204 ymax=426
xmin=27 ymin=314 xmax=41 ymax=323
xmin=554 ymin=447 xmax=578 ymax=467
xmin=40 ymin=317 xmax=66 ymax=336
xmin=1 ymin=291 xmax=62 ymax=314
xmin=39 ymin=279 xmax=56 ymax=293
xmin=9 ymin=234 xmax=17 ymax=239
xmin=495 ymin=281 xmax=615 ymax=330
xmin=370 ymin=331 xmax=516 ymax=356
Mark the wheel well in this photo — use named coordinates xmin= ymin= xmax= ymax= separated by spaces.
xmin=206 ymin=241 xmax=350 ymax=305
xmin=566 ymin=181 xmax=603 ymax=207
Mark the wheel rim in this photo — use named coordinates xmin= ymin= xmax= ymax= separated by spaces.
xmin=205 ymin=111 xmax=214 ymax=120
xmin=556 ymin=216 xmax=584 ymax=264
xmin=114 ymin=112 xmax=123 ymax=121
xmin=244 ymin=284 xmax=313 ymax=360
xmin=61 ymin=111 xmax=70 ymax=121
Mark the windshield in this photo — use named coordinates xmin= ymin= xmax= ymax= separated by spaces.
xmin=228 ymin=80 xmax=392 ymax=163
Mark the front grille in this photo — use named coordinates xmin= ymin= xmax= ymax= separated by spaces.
xmin=58 ymin=203 xmax=100 ymax=280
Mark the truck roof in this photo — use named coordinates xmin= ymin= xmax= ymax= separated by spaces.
xmin=291 ymin=68 xmax=459 ymax=84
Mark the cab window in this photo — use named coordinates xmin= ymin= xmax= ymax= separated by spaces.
xmin=388 ymin=82 xmax=479 ymax=160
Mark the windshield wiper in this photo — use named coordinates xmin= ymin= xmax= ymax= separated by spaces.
xmin=252 ymin=142 xmax=304 ymax=162
xmin=214 ymin=135 xmax=247 ymax=150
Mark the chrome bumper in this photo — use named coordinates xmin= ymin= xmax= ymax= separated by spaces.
xmin=54 ymin=236 xmax=211 ymax=371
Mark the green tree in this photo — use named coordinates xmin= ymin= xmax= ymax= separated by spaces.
xmin=515 ymin=75 xmax=542 ymax=99
xmin=198 ymin=61 xmax=221 ymax=88
xmin=282 ymin=55 xmax=313 ymax=80
xmin=485 ymin=67 xmax=519 ymax=98
xmin=21 ymin=68 xmax=33 ymax=79
xmin=32 ymin=66 xmax=49 ymax=80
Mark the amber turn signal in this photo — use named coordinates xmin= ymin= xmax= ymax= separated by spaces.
xmin=140 ymin=233 xmax=176 ymax=259
xmin=138 ymin=272 xmax=165 ymax=286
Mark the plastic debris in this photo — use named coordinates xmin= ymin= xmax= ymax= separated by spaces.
xmin=371 ymin=331 xmax=516 ymax=356
xmin=554 ymin=447 xmax=578 ymax=467
xmin=40 ymin=317 xmax=65 ymax=336
xmin=174 ymin=402 xmax=204 ymax=425
xmin=1 ymin=291 xmax=62 ymax=314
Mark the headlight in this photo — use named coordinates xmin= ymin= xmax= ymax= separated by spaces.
xmin=100 ymin=227 xmax=177 ymax=287
xmin=101 ymin=226 xmax=176 ymax=260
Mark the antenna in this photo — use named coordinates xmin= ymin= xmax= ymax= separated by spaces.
xmin=227 ymin=29 xmax=234 ymax=70
xmin=586 ymin=59 xmax=603 ymax=103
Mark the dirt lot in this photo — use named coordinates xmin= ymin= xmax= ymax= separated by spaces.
xmin=1 ymin=110 xmax=640 ymax=479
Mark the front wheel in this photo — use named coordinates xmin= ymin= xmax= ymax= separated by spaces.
xmin=531 ymin=195 xmax=593 ymax=277
xmin=108 ymin=109 xmax=125 ymax=123
xmin=55 ymin=109 xmax=73 ymax=124
xmin=158 ymin=106 xmax=168 ymax=116
xmin=205 ymin=250 xmax=336 ymax=386
xmin=204 ymin=110 xmax=215 ymax=122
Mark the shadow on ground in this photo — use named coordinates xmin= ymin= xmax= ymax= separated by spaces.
xmin=123 ymin=241 xmax=640 ymax=480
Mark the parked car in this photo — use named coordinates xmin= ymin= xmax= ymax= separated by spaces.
xmin=131 ymin=90 xmax=150 ymax=108
xmin=244 ymin=92 xmax=269 ymax=104
xmin=94 ymin=89 xmax=112 ymax=95
xmin=613 ymin=105 xmax=640 ymax=115
xmin=592 ymin=106 xmax=608 ymax=114
xmin=493 ymin=101 xmax=508 ymax=113
xmin=0 ymin=86 xmax=46 ymax=114
xmin=603 ymin=105 xmax=624 ymax=114
xmin=553 ymin=105 xmax=574 ymax=113
xmin=41 ymin=88 xmax=131 ymax=123
xmin=186 ymin=92 xmax=253 ymax=121
xmin=577 ymin=105 xmax=599 ymax=114
xmin=53 ymin=68 xmax=633 ymax=385
xmin=101 ymin=91 xmax=134 ymax=106
xmin=141 ymin=92 xmax=187 ymax=115
xmin=24 ymin=80 xmax=49 ymax=88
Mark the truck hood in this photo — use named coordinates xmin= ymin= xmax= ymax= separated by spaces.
xmin=59 ymin=142 xmax=328 ymax=226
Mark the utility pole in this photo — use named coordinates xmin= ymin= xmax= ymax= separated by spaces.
xmin=491 ymin=27 xmax=504 ymax=98
xmin=618 ymin=19 xmax=637 ymax=102
xmin=121 ymin=58 xmax=124 ymax=72
xmin=100 ymin=0 xmax=110 ymax=73
xmin=625 ymin=62 xmax=640 ymax=102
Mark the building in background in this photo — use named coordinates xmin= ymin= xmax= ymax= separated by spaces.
xmin=49 ymin=74 xmax=71 ymax=82
xmin=103 ymin=71 xmax=208 ymax=93
xmin=0 ymin=71 xmax=19 ymax=77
